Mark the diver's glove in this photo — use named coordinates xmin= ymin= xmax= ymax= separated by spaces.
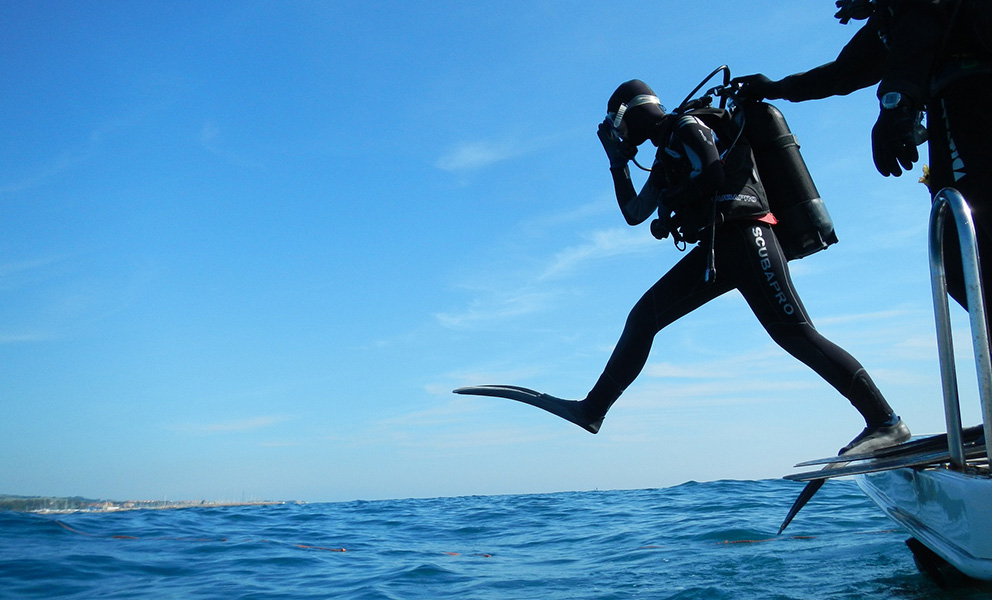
xmin=871 ymin=101 xmax=923 ymax=177
xmin=597 ymin=120 xmax=637 ymax=169
xmin=729 ymin=74 xmax=783 ymax=102
xmin=834 ymin=0 xmax=875 ymax=25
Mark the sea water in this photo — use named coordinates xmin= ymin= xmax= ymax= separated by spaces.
xmin=1 ymin=479 xmax=989 ymax=599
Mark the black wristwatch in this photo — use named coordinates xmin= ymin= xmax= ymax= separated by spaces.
xmin=880 ymin=91 xmax=904 ymax=110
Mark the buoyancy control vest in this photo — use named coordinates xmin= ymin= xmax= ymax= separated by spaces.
xmin=655 ymin=107 xmax=769 ymax=241
xmin=671 ymin=102 xmax=838 ymax=260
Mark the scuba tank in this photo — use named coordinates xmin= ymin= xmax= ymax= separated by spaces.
xmin=742 ymin=101 xmax=838 ymax=260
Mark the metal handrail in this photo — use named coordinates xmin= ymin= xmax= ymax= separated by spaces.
xmin=928 ymin=188 xmax=992 ymax=468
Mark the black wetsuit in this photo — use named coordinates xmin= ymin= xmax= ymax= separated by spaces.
xmin=759 ymin=0 xmax=992 ymax=315
xmin=586 ymin=113 xmax=895 ymax=427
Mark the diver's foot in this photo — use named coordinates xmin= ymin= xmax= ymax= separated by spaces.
xmin=529 ymin=393 xmax=604 ymax=434
xmin=839 ymin=416 xmax=911 ymax=456
xmin=452 ymin=385 xmax=604 ymax=433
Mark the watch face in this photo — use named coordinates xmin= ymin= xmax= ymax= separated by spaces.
xmin=881 ymin=92 xmax=903 ymax=109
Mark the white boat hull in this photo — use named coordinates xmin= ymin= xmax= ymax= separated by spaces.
xmin=857 ymin=467 xmax=992 ymax=581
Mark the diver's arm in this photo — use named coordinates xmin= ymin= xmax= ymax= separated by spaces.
xmin=610 ymin=165 xmax=661 ymax=226
xmin=599 ymin=121 xmax=660 ymax=226
xmin=776 ymin=21 xmax=886 ymax=100
xmin=654 ymin=116 xmax=725 ymax=210
xmin=735 ymin=21 xmax=886 ymax=101
xmin=876 ymin=5 xmax=947 ymax=107
xmin=656 ymin=162 xmax=724 ymax=210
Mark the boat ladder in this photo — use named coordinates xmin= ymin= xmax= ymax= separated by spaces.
xmin=928 ymin=187 xmax=992 ymax=469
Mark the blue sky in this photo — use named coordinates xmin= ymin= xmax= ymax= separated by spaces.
xmin=1 ymin=1 xmax=982 ymax=502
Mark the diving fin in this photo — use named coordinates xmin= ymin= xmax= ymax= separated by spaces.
xmin=777 ymin=463 xmax=842 ymax=535
xmin=779 ymin=420 xmax=919 ymax=532
xmin=453 ymin=385 xmax=603 ymax=434
xmin=793 ymin=424 xmax=984 ymax=468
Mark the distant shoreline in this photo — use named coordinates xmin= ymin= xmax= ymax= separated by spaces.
xmin=0 ymin=495 xmax=297 ymax=514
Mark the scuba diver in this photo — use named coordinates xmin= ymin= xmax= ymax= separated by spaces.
xmin=733 ymin=0 xmax=992 ymax=322
xmin=457 ymin=78 xmax=910 ymax=456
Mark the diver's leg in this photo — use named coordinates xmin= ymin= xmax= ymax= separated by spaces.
xmin=732 ymin=222 xmax=908 ymax=452
xmin=476 ymin=247 xmax=727 ymax=434
xmin=579 ymin=245 xmax=734 ymax=428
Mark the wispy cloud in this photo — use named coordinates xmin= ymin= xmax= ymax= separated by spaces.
xmin=198 ymin=122 xmax=264 ymax=169
xmin=0 ymin=154 xmax=82 ymax=197
xmin=435 ymin=139 xmax=524 ymax=172
xmin=175 ymin=415 xmax=291 ymax=435
xmin=199 ymin=122 xmax=222 ymax=153
xmin=626 ymin=377 xmax=819 ymax=409
xmin=813 ymin=308 xmax=920 ymax=326
xmin=0 ymin=256 xmax=66 ymax=279
xmin=0 ymin=255 xmax=72 ymax=344
xmin=1 ymin=111 xmax=148 ymax=197
xmin=642 ymin=344 xmax=811 ymax=381
xmin=259 ymin=440 xmax=301 ymax=448
xmin=376 ymin=395 xmax=482 ymax=430
xmin=435 ymin=288 xmax=558 ymax=329
xmin=437 ymin=223 xmax=656 ymax=329
xmin=524 ymin=199 xmax=612 ymax=230
xmin=435 ymin=365 xmax=547 ymax=394
xmin=326 ymin=396 xmax=561 ymax=451
xmin=540 ymin=227 xmax=655 ymax=280
xmin=0 ymin=332 xmax=57 ymax=344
